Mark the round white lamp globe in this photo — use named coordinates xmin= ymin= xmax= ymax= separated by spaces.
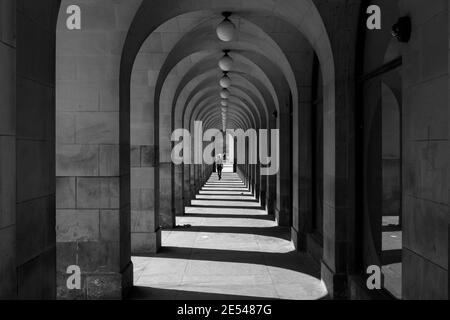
xmin=220 ymin=75 xmax=232 ymax=88
xmin=216 ymin=18 xmax=236 ymax=42
xmin=220 ymin=89 xmax=230 ymax=99
xmin=219 ymin=55 xmax=233 ymax=72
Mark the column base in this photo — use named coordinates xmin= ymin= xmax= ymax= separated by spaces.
xmin=121 ymin=261 xmax=134 ymax=298
xmin=321 ymin=260 xmax=348 ymax=299
xmin=175 ymin=210 xmax=185 ymax=217
xmin=348 ymin=275 xmax=396 ymax=300
xmin=275 ymin=208 xmax=290 ymax=227
xmin=131 ymin=228 xmax=162 ymax=255
xmin=291 ymin=227 xmax=306 ymax=251
xmin=57 ymin=261 xmax=134 ymax=300
xmin=266 ymin=197 xmax=275 ymax=215
xmin=306 ymin=233 xmax=323 ymax=264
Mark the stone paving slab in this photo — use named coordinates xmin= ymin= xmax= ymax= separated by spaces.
xmin=130 ymin=173 xmax=327 ymax=300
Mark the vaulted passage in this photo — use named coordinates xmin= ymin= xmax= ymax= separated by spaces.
xmin=130 ymin=171 xmax=327 ymax=300
xmin=1 ymin=1 xmax=449 ymax=301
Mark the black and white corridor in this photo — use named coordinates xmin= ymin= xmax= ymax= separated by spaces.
xmin=0 ymin=0 xmax=449 ymax=300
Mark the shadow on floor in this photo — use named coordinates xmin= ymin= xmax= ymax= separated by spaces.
xmin=134 ymin=246 xmax=320 ymax=276
xmin=190 ymin=204 xmax=265 ymax=210
xmin=129 ymin=172 xmax=328 ymax=300
xmin=382 ymin=249 xmax=402 ymax=265
xmin=128 ymin=286 xmax=275 ymax=300
xmin=171 ymin=225 xmax=291 ymax=240
xmin=180 ymin=213 xmax=274 ymax=221
xmin=194 ymin=197 xmax=260 ymax=203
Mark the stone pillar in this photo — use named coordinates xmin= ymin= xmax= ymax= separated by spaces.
xmin=292 ymin=101 xmax=313 ymax=250
xmin=130 ymin=145 xmax=160 ymax=254
xmin=7 ymin=1 xmax=60 ymax=299
xmin=56 ymin=0 xmax=140 ymax=299
xmin=400 ymin=0 xmax=449 ymax=299
xmin=276 ymin=111 xmax=292 ymax=227
xmin=267 ymin=173 xmax=276 ymax=216
xmin=130 ymin=41 xmax=161 ymax=254
xmin=190 ymin=164 xmax=195 ymax=195
xmin=0 ymin=0 xmax=17 ymax=299
xmin=255 ymin=164 xmax=261 ymax=202
xmin=159 ymin=108 xmax=174 ymax=228
xmin=318 ymin=1 xmax=360 ymax=299
xmin=183 ymin=164 xmax=191 ymax=206
xmin=159 ymin=162 xmax=174 ymax=228
xmin=173 ymin=164 xmax=184 ymax=216
xmin=292 ymin=66 xmax=314 ymax=250
xmin=259 ymin=174 xmax=267 ymax=208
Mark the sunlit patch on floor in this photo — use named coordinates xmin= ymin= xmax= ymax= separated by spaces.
xmin=130 ymin=172 xmax=328 ymax=300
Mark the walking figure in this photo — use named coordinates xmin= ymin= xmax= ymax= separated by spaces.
xmin=216 ymin=154 xmax=223 ymax=180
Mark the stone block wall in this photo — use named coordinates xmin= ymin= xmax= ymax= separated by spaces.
xmin=55 ymin=0 xmax=141 ymax=299
xmin=400 ymin=0 xmax=449 ymax=299
xmin=0 ymin=0 xmax=59 ymax=299
xmin=130 ymin=145 xmax=160 ymax=254
xmin=0 ymin=0 xmax=17 ymax=299
xmin=130 ymin=35 xmax=161 ymax=253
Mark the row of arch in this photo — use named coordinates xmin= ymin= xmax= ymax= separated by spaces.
xmin=54 ymin=0 xmax=341 ymax=299
xmin=3 ymin=0 xmax=440 ymax=300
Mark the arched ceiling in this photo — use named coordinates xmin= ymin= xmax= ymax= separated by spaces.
xmin=125 ymin=0 xmax=333 ymax=145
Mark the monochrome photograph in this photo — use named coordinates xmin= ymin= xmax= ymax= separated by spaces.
xmin=0 ymin=0 xmax=448 ymax=310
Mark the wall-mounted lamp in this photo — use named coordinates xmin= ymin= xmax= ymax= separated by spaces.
xmin=391 ymin=16 xmax=411 ymax=43
xmin=272 ymin=110 xmax=278 ymax=119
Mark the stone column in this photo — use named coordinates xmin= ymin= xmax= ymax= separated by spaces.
xmin=318 ymin=0 xmax=359 ymax=299
xmin=276 ymin=111 xmax=292 ymax=227
xmin=292 ymin=103 xmax=313 ymax=250
xmin=0 ymin=0 xmax=17 ymax=299
xmin=55 ymin=0 xmax=140 ymax=299
xmin=183 ymin=164 xmax=191 ymax=206
xmin=129 ymin=42 xmax=161 ymax=254
xmin=130 ymin=145 xmax=160 ymax=254
xmin=292 ymin=68 xmax=314 ymax=250
xmin=267 ymin=171 xmax=277 ymax=215
xmin=173 ymin=164 xmax=184 ymax=216
xmin=400 ymin=0 xmax=449 ymax=299
xmin=159 ymin=108 xmax=174 ymax=228
xmin=1 ymin=0 xmax=60 ymax=299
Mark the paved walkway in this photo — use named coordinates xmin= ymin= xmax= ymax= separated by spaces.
xmin=129 ymin=172 xmax=328 ymax=300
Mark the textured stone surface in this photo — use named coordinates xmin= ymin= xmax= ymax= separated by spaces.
xmin=56 ymin=145 xmax=99 ymax=176
xmin=3 ymin=0 xmax=60 ymax=299
xmin=130 ymin=173 xmax=327 ymax=300
xmin=0 ymin=0 xmax=447 ymax=301
xmin=76 ymin=177 xmax=120 ymax=209
xmin=55 ymin=0 xmax=141 ymax=299
xmin=0 ymin=226 xmax=16 ymax=298
xmin=399 ymin=0 xmax=449 ymax=299
xmin=56 ymin=210 xmax=100 ymax=242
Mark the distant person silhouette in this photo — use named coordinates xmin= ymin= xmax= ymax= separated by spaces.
xmin=216 ymin=154 xmax=223 ymax=180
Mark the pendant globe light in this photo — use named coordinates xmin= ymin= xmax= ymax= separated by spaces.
xmin=221 ymin=100 xmax=228 ymax=107
xmin=216 ymin=12 xmax=236 ymax=42
xmin=220 ymin=88 xmax=230 ymax=99
xmin=219 ymin=51 xmax=233 ymax=72
xmin=220 ymin=73 xmax=232 ymax=88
